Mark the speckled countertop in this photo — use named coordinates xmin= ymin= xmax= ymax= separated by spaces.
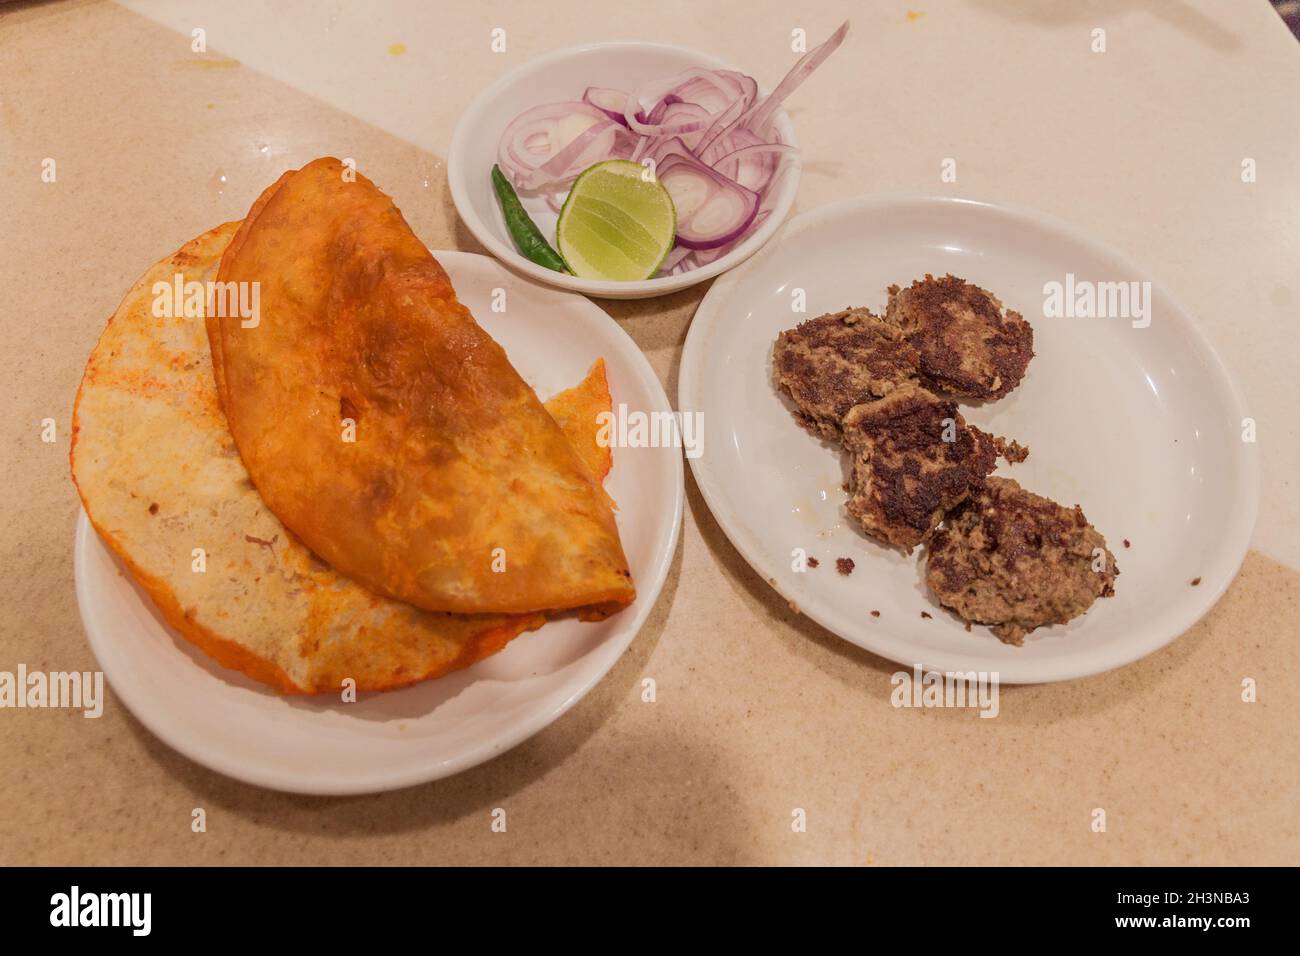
xmin=1 ymin=0 xmax=1296 ymax=864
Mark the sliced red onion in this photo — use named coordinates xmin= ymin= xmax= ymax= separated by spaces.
xmin=622 ymin=98 xmax=716 ymax=138
xmin=622 ymin=68 xmax=751 ymax=137
xmin=610 ymin=125 xmax=640 ymax=157
xmin=656 ymin=245 xmax=692 ymax=275
xmin=743 ymin=20 xmax=849 ymax=138
xmin=668 ymin=252 xmax=696 ymax=275
xmin=652 ymin=102 xmax=713 ymax=149
xmin=498 ymin=101 xmax=613 ymax=185
xmin=644 ymin=93 xmax=683 ymax=123
xmin=692 ymin=95 xmax=751 ymax=161
xmin=662 ymin=69 xmax=756 ymax=114
xmin=581 ymin=87 xmax=633 ymax=126
xmin=711 ymin=142 xmax=795 ymax=192
xmin=495 ymin=23 xmax=850 ymax=276
xmin=657 ymin=152 xmax=759 ymax=250
xmin=516 ymin=118 xmax=620 ymax=190
xmin=688 ymin=246 xmax=727 ymax=267
xmin=636 ymin=136 xmax=693 ymax=179
xmin=698 ymin=126 xmax=762 ymax=165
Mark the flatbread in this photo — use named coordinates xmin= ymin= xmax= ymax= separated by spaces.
xmin=209 ymin=158 xmax=635 ymax=615
xmin=543 ymin=357 xmax=614 ymax=485
xmin=71 ymin=222 xmax=618 ymax=694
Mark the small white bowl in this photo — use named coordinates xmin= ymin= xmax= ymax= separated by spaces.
xmin=448 ymin=41 xmax=801 ymax=300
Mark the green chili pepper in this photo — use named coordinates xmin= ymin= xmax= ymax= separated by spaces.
xmin=491 ymin=165 xmax=570 ymax=274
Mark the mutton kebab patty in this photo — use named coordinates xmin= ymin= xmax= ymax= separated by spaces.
xmin=772 ymin=307 xmax=920 ymax=440
xmin=885 ymin=274 xmax=1034 ymax=401
xmin=925 ymin=477 xmax=1118 ymax=645
xmin=840 ymin=384 xmax=1018 ymax=553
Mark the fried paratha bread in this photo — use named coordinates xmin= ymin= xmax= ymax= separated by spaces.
xmin=841 ymin=384 xmax=1014 ymax=553
xmin=885 ymin=274 xmax=1034 ymax=401
xmin=71 ymin=222 xmax=620 ymax=694
xmin=926 ymin=477 xmax=1118 ymax=645
xmin=543 ymin=357 xmax=614 ymax=486
xmin=210 ymin=157 xmax=634 ymax=616
xmin=772 ymin=307 xmax=920 ymax=440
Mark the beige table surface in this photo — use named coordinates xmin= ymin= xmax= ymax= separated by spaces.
xmin=1 ymin=0 xmax=1297 ymax=865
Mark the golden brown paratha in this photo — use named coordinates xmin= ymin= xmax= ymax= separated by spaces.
xmin=71 ymin=222 xmax=619 ymax=694
xmin=209 ymin=157 xmax=635 ymax=616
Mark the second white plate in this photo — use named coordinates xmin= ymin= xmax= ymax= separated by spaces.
xmin=680 ymin=196 xmax=1257 ymax=683
xmin=76 ymin=250 xmax=683 ymax=794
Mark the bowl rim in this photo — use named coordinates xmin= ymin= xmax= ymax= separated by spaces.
xmin=448 ymin=39 xmax=802 ymax=299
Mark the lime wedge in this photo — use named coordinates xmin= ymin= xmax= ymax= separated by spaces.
xmin=556 ymin=160 xmax=677 ymax=281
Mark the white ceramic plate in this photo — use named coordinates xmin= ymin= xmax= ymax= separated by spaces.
xmin=680 ymin=196 xmax=1258 ymax=683
xmin=75 ymin=251 xmax=683 ymax=794
xmin=448 ymin=41 xmax=799 ymax=300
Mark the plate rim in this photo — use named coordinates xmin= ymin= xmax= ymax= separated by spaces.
xmin=74 ymin=248 xmax=684 ymax=794
xmin=679 ymin=193 xmax=1260 ymax=683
